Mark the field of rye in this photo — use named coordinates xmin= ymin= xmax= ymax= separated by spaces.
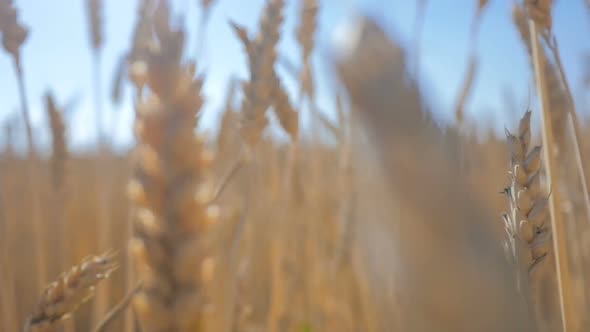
xmin=1 ymin=0 xmax=590 ymax=331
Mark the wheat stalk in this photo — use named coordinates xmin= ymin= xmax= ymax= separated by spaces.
xmin=128 ymin=2 xmax=219 ymax=331
xmin=24 ymin=252 xmax=117 ymax=332
xmin=91 ymin=282 xmax=143 ymax=332
xmin=529 ymin=18 xmax=576 ymax=332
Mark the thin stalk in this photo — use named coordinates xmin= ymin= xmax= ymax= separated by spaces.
xmin=92 ymin=49 xmax=111 ymax=324
xmin=124 ymin=206 xmax=136 ymax=332
xmin=92 ymin=282 xmax=142 ymax=332
xmin=13 ymin=57 xmax=46 ymax=291
xmin=529 ymin=20 xmax=576 ymax=332
xmin=211 ymin=147 xmax=245 ymax=202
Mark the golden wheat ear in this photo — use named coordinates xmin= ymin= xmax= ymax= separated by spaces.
xmin=24 ymin=252 xmax=117 ymax=332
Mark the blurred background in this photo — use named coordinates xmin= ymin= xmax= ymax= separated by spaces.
xmin=2 ymin=1 xmax=590 ymax=332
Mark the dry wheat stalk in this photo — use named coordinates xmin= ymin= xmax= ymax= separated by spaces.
xmin=24 ymin=252 xmax=117 ymax=332
xmin=502 ymin=111 xmax=554 ymax=330
xmin=230 ymin=0 xmax=285 ymax=146
xmin=91 ymin=282 xmax=143 ymax=332
xmin=529 ymin=19 xmax=576 ymax=332
xmin=128 ymin=2 xmax=218 ymax=331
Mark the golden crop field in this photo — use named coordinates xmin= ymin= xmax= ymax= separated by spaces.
xmin=1 ymin=0 xmax=590 ymax=331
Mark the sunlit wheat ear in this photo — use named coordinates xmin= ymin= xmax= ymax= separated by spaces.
xmin=129 ymin=1 xmax=219 ymax=331
xmin=25 ymin=252 xmax=117 ymax=332
xmin=502 ymin=110 xmax=554 ymax=330
xmin=230 ymin=0 xmax=285 ymax=146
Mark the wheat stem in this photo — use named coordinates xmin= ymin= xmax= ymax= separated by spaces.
xmin=529 ymin=19 xmax=575 ymax=332
xmin=92 ymin=282 xmax=142 ymax=332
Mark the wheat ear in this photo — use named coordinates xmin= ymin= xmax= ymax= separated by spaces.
xmin=503 ymin=111 xmax=552 ymax=329
xmin=128 ymin=2 xmax=218 ymax=331
xmin=24 ymin=252 xmax=117 ymax=332
xmin=230 ymin=0 xmax=285 ymax=146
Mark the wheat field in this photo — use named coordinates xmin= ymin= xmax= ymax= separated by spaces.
xmin=1 ymin=0 xmax=590 ymax=331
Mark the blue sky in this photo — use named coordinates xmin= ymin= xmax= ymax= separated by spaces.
xmin=0 ymin=0 xmax=588 ymax=151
